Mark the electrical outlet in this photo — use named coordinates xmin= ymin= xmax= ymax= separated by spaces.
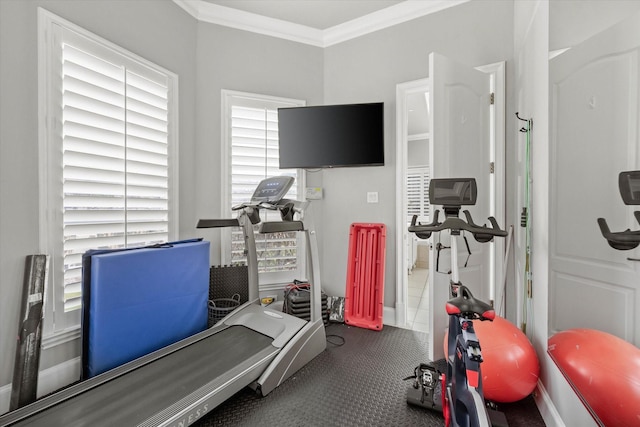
xmin=261 ymin=295 xmax=277 ymax=306
xmin=305 ymin=187 xmax=323 ymax=200
xmin=367 ymin=191 xmax=379 ymax=203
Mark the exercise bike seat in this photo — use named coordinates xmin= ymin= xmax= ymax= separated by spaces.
xmin=445 ymin=285 xmax=495 ymax=321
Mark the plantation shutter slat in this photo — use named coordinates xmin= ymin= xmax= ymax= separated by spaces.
xmin=407 ymin=167 xmax=430 ymax=224
xmin=59 ymin=31 xmax=171 ymax=312
xmin=229 ymin=104 xmax=299 ymax=272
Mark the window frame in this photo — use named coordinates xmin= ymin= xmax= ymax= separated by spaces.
xmin=38 ymin=8 xmax=179 ymax=342
xmin=220 ymin=90 xmax=306 ymax=288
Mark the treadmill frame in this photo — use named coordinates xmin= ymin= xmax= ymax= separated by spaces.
xmin=0 ymin=179 xmax=326 ymax=426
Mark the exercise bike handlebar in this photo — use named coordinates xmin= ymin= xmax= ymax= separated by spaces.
xmin=597 ymin=211 xmax=640 ymax=250
xmin=409 ymin=209 xmax=508 ymax=242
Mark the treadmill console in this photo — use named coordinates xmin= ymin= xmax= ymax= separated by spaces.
xmin=250 ymin=176 xmax=295 ymax=204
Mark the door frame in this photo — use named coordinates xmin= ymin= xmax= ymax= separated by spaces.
xmin=395 ymin=78 xmax=431 ymax=327
xmin=395 ymin=61 xmax=506 ymax=328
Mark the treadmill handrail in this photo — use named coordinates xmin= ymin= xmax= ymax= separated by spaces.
xmin=196 ymin=218 xmax=240 ymax=228
xmin=259 ymin=221 xmax=304 ymax=234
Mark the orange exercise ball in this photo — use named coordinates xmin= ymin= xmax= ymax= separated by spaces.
xmin=444 ymin=315 xmax=540 ymax=403
xmin=548 ymin=329 xmax=640 ymax=427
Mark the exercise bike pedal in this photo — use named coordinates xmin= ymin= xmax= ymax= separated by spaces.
xmin=405 ymin=361 xmax=443 ymax=412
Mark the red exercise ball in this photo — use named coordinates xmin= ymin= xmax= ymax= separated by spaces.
xmin=444 ymin=315 xmax=540 ymax=403
xmin=475 ymin=315 xmax=540 ymax=402
xmin=548 ymin=328 xmax=640 ymax=427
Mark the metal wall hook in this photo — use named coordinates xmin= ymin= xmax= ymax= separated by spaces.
xmin=516 ymin=112 xmax=533 ymax=132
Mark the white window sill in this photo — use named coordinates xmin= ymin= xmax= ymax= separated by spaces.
xmin=42 ymin=326 xmax=81 ymax=350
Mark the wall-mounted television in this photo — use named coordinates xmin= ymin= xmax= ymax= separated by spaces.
xmin=277 ymin=102 xmax=384 ymax=169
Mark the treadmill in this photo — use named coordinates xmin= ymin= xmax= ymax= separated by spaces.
xmin=0 ymin=176 xmax=326 ymax=426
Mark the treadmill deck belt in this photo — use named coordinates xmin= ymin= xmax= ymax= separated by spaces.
xmin=13 ymin=326 xmax=275 ymax=427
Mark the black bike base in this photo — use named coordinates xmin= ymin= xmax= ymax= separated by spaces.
xmin=406 ymin=386 xmax=443 ymax=412
xmin=488 ymin=407 xmax=509 ymax=427
xmin=409 ymin=389 xmax=509 ymax=427
xmin=405 ymin=358 xmax=510 ymax=427
xmin=405 ymin=359 xmax=445 ymax=413
xmin=408 ymin=388 xmax=509 ymax=427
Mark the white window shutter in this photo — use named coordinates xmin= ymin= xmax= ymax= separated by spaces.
xmin=224 ymin=92 xmax=304 ymax=278
xmin=41 ymin=11 xmax=177 ymax=330
xmin=61 ymin=42 xmax=127 ymax=311
xmin=407 ymin=167 xmax=430 ymax=225
xmin=124 ymin=69 xmax=170 ymax=245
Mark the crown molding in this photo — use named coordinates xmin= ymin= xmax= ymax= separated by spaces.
xmin=324 ymin=0 xmax=469 ymax=46
xmin=173 ymin=0 xmax=325 ymax=46
xmin=173 ymin=0 xmax=470 ymax=47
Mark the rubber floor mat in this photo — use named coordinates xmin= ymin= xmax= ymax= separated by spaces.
xmin=194 ymin=324 xmax=546 ymax=427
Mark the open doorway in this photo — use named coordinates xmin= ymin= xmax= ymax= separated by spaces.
xmin=395 ymin=78 xmax=430 ymax=331
xmin=406 ymin=160 xmax=430 ymax=331
xmin=395 ymin=61 xmax=505 ymax=347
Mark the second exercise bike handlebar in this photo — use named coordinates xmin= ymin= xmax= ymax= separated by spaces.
xmin=597 ymin=211 xmax=640 ymax=250
xmin=409 ymin=210 xmax=508 ymax=243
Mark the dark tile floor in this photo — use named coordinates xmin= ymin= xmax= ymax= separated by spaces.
xmin=195 ymin=323 xmax=546 ymax=426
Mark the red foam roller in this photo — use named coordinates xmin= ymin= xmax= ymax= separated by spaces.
xmin=344 ymin=223 xmax=386 ymax=331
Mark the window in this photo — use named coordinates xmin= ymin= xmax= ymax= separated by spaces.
xmin=39 ymin=9 xmax=178 ymax=337
xmin=407 ymin=166 xmax=430 ymax=224
xmin=221 ymin=90 xmax=304 ymax=285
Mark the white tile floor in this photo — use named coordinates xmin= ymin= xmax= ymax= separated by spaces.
xmin=406 ymin=267 xmax=429 ymax=332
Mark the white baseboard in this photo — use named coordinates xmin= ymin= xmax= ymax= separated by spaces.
xmin=383 ymin=305 xmax=396 ymax=327
xmin=37 ymin=356 xmax=81 ymax=397
xmin=0 ymin=357 xmax=80 ymax=416
xmin=534 ymin=379 xmax=565 ymax=427
xmin=0 ymin=383 xmax=10 ymax=415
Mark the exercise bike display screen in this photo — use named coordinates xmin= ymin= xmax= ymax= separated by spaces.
xmin=429 ymin=178 xmax=477 ymax=206
xmin=619 ymin=170 xmax=640 ymax=205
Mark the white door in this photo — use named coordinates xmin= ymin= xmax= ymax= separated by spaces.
xmin=550 ymin=12 xmax=640 ymax=346
xmin=428 ymin=52 xmax=493 ymax=360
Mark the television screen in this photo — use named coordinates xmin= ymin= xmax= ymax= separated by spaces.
xmin=277 ymin=102 xmax=384 ymax=169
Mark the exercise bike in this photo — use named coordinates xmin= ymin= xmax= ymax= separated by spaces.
xmin=406 ymin=178 xmax=508 ymax=427
xmin=598 ymin=170 xmax=640 ymax=250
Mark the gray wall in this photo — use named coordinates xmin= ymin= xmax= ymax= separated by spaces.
xmin=0 ymin=0 xmax=197 ymax=387
xmin=0 ymin=0 xmax=325 ymax=392
xmin=321 ymin=0 xmax=514 ymax=305
xmin=192 ymin=23 xmax=324 ymax=262
xmin=0 ymin=0 xmax=514 ymax=399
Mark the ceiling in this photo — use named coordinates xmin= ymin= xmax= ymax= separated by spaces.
xmin=203 ymin=0 xmax=404 ymax=30
xmin=173 ymin=1 xmax=640 ymax=135
xmin=173 ymin=0 xmax=439 ymax=133
xmin=199 ymin=0 xmax=432 ymax=134
xmin=174 ymin=0 xmax=470 ymax=47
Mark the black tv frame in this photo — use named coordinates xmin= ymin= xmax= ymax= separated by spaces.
xmin=277 ymin=102 xmax=384 ymax=169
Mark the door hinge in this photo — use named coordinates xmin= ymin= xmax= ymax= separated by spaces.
xmin=489 ymin=162 xmax=495 ymax=174
xmin=490 ymin=92 xmax=495 ymax=105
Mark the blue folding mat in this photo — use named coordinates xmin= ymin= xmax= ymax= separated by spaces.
xmin=81 ymin=239 xmax=210 ymax=379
